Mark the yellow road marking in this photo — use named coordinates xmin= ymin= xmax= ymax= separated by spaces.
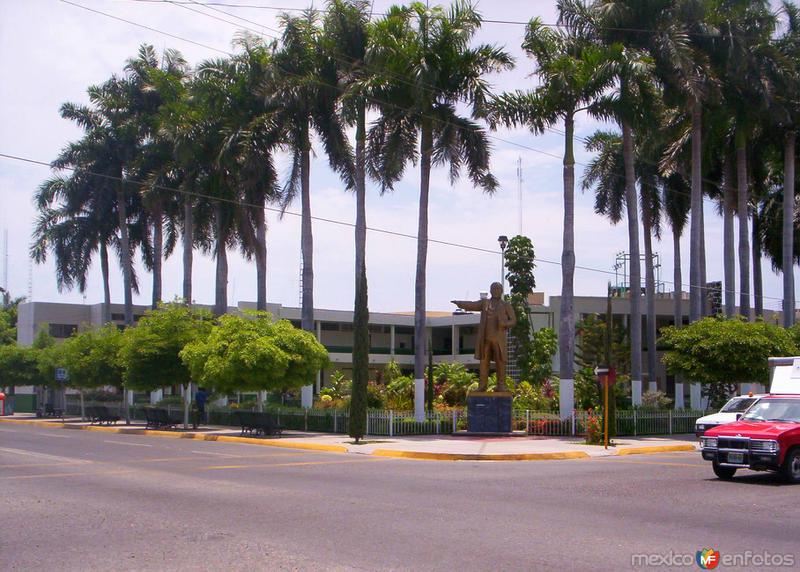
xmin=205 ymin=459 xmax=384 ymax=470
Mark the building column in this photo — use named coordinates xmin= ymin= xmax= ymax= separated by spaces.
xmin=452 ymin=324 xmax=458 ymax=358
xmin=674 ymin=383 xmax=684 ymax=409
xmin=631 ymin=381 xmax=642 ymax=407
xmin=690 ymin=383 xmax=703 ymax=410
xmin=150 ymin=389 xmax=163 ymax=405
xmin=390 ymin=325 xmax=396 ymax=358
xmin=301 ymin=320 xmax=321 ymax=409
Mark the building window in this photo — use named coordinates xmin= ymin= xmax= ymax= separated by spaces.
xmin=321 ymin=322 xmax=340 ymax=331
xmin=49 ymin=323 xmax=77 ymax=338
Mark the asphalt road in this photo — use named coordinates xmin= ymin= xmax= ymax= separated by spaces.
xmin=1 ymin=424 xmax=797 ymax=571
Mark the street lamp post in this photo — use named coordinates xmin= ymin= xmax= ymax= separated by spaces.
xmin=498 ymin=235 xmax=509 ymax=290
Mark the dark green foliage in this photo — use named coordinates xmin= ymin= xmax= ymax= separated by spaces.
xmin=661 ymin=317 xmax=798 ymax=407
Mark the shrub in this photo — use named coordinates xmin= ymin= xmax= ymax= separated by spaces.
xmin=640 ymin=390 xmax=673 ymax=410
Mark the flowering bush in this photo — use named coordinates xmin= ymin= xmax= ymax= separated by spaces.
xmin=585 ymin=409 xmax=603 ymax=445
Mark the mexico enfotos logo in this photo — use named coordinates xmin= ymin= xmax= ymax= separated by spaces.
xmin=631 ymin=548 xmax=795 ymax=568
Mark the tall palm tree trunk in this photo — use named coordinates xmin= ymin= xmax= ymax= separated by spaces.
xmin=783 ymin=131 xmax=796 ymax=327
xmin=255 ymin=206 xmax=267 ymax=311
xmin=699 ymin=200 xmax=707 ymax=316
xmin=100 ymin=241 xmax=112 ymax=324
xmin=151 ymin=199 xmax=163 ymax=309
xmin=752 ymin=209 xmax=763 ymax=317
xmin=642 ymin=196 xmax=657 ymax=391
xmin=213 ymin=202 xmax=228 ymax=317
xmin=350 ymin=103 xmax=369 ymax=440
xmin=672 ymin=228 xmax=682 ymax=327
xmin=300 ymin=129 xmax=314 ymax=333
xmin=736 ymin=137 xmax=751 ymax=319
xmin=414 ymin=119 xmax=432 ymax=421
xmin=116 ymin=184 xmax=133 ymax=425
xmin=183 ymin=198 xmax=193 ymax=305
xmin=622 ymin=120 xmax=642 ymax=405
xmin=723 ymin=158 xmax=736 ymax=317
xmin=559 ymin=115 xmax=576 ymax=419
xmin=116 ymin=186 xmax=134 ymax=326
xmin=689 ymin=98 xmax=703 ymax=322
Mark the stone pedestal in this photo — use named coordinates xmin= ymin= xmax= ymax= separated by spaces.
xmin=465 ymin=391 xmax=512 ymax=434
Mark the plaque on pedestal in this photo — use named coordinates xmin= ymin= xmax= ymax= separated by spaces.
xmin=465 ymin=391 xmax=512 ymax=434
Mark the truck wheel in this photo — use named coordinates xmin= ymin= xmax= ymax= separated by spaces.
xmin=712 ymin=462 xmax=736 ymax=480
xmin=781 ymin=448 xmax=800 ymax=484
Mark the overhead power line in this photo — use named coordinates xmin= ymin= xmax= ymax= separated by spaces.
xmin=122 ymin=0 xmax=791 ymax=43
xmin=117 ymin=0 xmax=740 ymax=211
xmin=2 ymin=150 xmax=790 ymax=308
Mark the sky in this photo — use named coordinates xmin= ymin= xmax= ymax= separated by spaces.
xmin=0 ymin=0 xmax=796 ymax=314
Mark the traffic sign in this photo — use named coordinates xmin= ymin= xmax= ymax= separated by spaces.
xmin=55 ymin=367 xmax=69 ymax=382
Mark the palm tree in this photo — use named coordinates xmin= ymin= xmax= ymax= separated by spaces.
xmin=771 ymin=0 xmax=799 ymax=326
xmin=710 ymin=0 xmax=776 ymax=319
xmin=217 ymin=34 xmax=282 ymax=312
xmin=583 ymin=0 xmax=717 ymax=323
xmin=582 ymin=129 xmax=663 ymax=391
xmin=31 ymin=173 xmax=118 ymax=324
xmin=368 ymin=2 xmax=511 ymax=420
xmin=485 ymin=2 xmax=610 ymax=417
xmin=269 ymin=10 xmax=354 ymax=332
xmin=50 ymin=81 xmax=146 ymax=327
xmin=125 ymin=45 xmax=189 ymax=309
xmin=662 ymin=171 xmax=691 ymax=326
xmin=323 ymin=0 xmax=373 ymax=440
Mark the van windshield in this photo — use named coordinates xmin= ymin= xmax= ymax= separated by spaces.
xmin=742 ymin=399 xmax=800 ymax=423
xmin=720 ymin=397 xmax=757 ymax=413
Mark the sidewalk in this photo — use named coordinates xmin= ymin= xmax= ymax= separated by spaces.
xmin=0 ymin=414 xmax=698 ymax=461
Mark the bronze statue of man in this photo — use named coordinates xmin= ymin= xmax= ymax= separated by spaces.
xmin=451 ymin=282 xmax=517 ymax=391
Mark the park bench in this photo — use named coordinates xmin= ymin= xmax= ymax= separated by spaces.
xmin=234 ymin=410 xmax=283 ymax=437
xmin=86 ymin=405 xmax=120 ymax=425
xmin=146 ymin=407 xmax=183 ymax=430
xmin=44 ymin=403 xmax=64 ymax=419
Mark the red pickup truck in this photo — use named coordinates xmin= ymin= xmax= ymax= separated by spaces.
xmin=699 ymin=394 xmax=800 ymax=483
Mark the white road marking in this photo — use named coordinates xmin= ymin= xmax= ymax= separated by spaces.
xmin=39 ymin=433 xmax=71 ymax=438
xmin=190 ymin=450 xmax=240 ymax=457
xmin=0 ymin=446 xmax=90 ymax=463
xmin=103 ymin=440 xmax=152 ymax=447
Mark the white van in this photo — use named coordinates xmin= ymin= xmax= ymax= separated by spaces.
xmin=768 ymin=357 xmax=800 ymax=394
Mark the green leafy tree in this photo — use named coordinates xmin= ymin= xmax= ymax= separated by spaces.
xmin=503 ymin=235 xmax=539 ymax=382
xmin=661 ymin=317 xmax=798 ymax=407
xmin=181 ymin=312 xmax=328 ymax=395
xmin=119 ymin=303 xmax=213 ymax=392
xmin=0 ymin=297 xmax=24 ymax=346
xmin=0 ymin=345 xmax=44 ymax=392
xmin=58 ymin=324 xmax=124 ymax=391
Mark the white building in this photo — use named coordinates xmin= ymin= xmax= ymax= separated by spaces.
xmin=11 ymin=291 xmax=781 ymax=412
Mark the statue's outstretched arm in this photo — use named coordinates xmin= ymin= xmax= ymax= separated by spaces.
xmin=451 ymin=300 xmax=482 ymax=312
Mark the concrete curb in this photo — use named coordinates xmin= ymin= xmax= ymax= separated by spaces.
xmin=1 ymin=417 xmax=696 ymax=460
xmin=616 ymin=444 xmax=697 ymax=456
xmin=371 ymin=449 xmax=591 ymax=461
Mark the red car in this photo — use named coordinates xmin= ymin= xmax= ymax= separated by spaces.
xmin=700 ymin=394 xmax=800 ymax=483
